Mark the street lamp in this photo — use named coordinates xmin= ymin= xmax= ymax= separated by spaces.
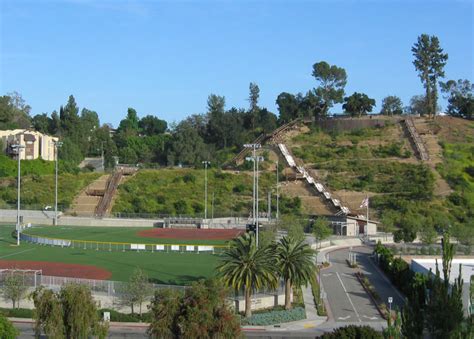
xmin=11 ymin=144 xmax=25 ymax=246
xmin=53 ymin=141 xmax=63 ymax=226
xmin=202 ymin=161 xmax=210 ymax=220
xmin=388 ymin=296 xmax=393 ymax=316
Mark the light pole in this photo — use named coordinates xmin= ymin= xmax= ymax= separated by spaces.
xmin=244 ymin=143 xmax=261 ymax=222
xmin=244 ymin=143 xmax=261 ymax=246
xmin=202 ymin=161 xmax=210 ymax=220
xmin=255 ymin=155 xmax=263 ymax=246
xmin=53 ymin=141 xmax=63 ymax=226
xmin=276 ymin=160 xmax=279 ymax=222
xmin=388 ymin=296 xmax=393 ymax=316
xmin=11 ymin=144 xmax=25 ymax=246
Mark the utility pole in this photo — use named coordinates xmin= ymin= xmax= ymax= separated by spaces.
xmin=12 ymin=144 xmax=25 ymax=246
xmin=53 ymin=141 xmax=63 ymax=226
xmin=202 ymin=161 xmax=210 ymax=220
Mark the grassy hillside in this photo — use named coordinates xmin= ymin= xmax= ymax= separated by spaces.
xmin=286 ymin=118 xmax=473 ymax=242
xmin=112 ymin=168 xmax=301 ymax=217
xmin=0 ymin=172 xmax=100 ymax=210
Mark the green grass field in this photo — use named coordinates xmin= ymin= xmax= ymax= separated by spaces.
xmin=23 ymin=225 xmax=227 ymax=245
xmin=0 ymin=225 xmax=220 ymax=284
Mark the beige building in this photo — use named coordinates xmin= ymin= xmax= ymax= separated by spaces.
xmin=0 ymin=129 xmax=59 ymax=161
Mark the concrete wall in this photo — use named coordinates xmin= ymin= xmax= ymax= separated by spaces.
xmin=0 ymin=290 xmax=288 ymax=314
xmin=233 ymin=292 xmax=290 ymax=313
xmin=0 ymin=209 xmax=159 ymax=227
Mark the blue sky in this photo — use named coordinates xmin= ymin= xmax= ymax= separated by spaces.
xmin=1 ymin=0 xmax=472 ymax=127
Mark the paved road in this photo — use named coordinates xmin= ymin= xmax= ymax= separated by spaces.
xmin=321 ymin=247 xmax=381 ymax=323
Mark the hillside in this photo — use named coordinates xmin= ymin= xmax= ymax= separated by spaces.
xmin=111 ymin=168 xmax=301 ymax=217
xmin=0 ymin=172 xmax=101 ymax=210
xmin=279 ymin=116 xmax=473 ymax=240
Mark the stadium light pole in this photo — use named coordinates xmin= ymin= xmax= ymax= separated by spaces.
xmin=53 ymin=140 xmax=63 ymax=226
xmin=276 ymin=160 xmax=279 ymax=222
xmin=12 ymin=144 xmax=25 ymax=246
xmin=202 ymin=161 xmax=210 ymax=220
xmin=244 ymin=143 xmax=261 ymax=244
xmin=255 ymin=155 xmax=263 ymax=247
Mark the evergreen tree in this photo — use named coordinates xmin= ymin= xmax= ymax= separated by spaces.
xmin=412 ymin=34 xmax=448 ymax=119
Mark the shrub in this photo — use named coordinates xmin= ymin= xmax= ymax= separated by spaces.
xmin=318 ymin=325 xmax=383 ymax=338
xmin=240 ymin=307 xmax=305 ymax=326
xmin=0 ymin=307 xmax=33 ymax=318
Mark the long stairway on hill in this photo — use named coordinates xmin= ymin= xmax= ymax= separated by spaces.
xmin=277 ymin=143 xmax=351 ymax=216
xmin=69 ymin=174 xmax=110 ymax=217
xmin=69 ymin=167 xmax=138 ymax=218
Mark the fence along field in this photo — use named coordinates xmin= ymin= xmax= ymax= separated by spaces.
xmin=19 ymin=225 xmax=242 ymax=254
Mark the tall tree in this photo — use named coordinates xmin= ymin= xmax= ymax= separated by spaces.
xmin=147 ymin=279 xmax=240 ymax=338
xmin=0 ymin=93 xmax=31 ymax=129
xmin=60 ymin=95 xmax=80 ymax=135
xmin=120 ymin=268 xmax=153 ymax=316
xmin=276 ymin=92 xmax=299 ymax=123
xmin=381 ymin=96 xmax=403 ymax=116
xmin=426 ymin=232 xmax=465 ymax=337
xmin=206 ymin=94 xmax=226 ymax=146
xmin=440 ymin=79 xmax=474 ymax=119
xmin=312 ymin=61 xmax=347 ymax=116
xmin=343 ymin=92 xmax=376 ymax=117
xmin=412 ymin=34 xmax=448 ymax=119
xmin=217 ymin=233 xmax=278 ymax=317
xmin=117 ymin=108 xmax=140 ymax=136
xmin=2 ymin=270 xmax=28 ymax=308
xmin=31 ymin=286 xmax=65 ymax=339
xmin=275 ymin=236 xmax=315 ymax=309
xmin=405 ymin=95 xmax=429 ymax=116
xmin=59 ymin=283 xmax=108 ymax=339
xmin=312 ymin=217 xmax=332 ymax=247
xmin=248 ymin=82 xmax=260 ymax=129
xmin=167 ymin=120 xmax=208 ymax=166
xmin=139 ymin=115 xmax=167 ymax=136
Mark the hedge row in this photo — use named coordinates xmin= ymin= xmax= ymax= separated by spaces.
xmin=241 ymin=307 xmax=306 ymax=326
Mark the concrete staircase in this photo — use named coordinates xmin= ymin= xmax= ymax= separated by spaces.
xmin=69 ymin=175 xmax=110 ymax=217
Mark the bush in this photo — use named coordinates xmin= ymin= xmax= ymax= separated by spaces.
xmin=0 ymin=307 xmax=33 ymax=318
xmin=240 ymin=307 xmax=305 ymax=326
xmin=318 ymin=325 xmax=383 ymax=338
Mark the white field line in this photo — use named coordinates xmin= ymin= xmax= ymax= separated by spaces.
xmin=336 ymin=272 xmax=361 ymax=323
xmin=0 ymin=248 xmax=36 ymax=259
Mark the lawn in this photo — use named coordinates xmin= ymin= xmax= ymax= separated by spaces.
xmin=23 ymin=225 xmax=227 ymax=245
xmin=0 ymin=225 xmax=220 ymax=284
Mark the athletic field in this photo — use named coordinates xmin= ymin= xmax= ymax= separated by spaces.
xmin=0 ymin=225 xmax=242 ymax=284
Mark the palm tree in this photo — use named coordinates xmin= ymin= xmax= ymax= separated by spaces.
xmin=275 ymin=236 xmax=315 ymax=309
xmin=217 ymin=233 xmax=277 ymax=317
